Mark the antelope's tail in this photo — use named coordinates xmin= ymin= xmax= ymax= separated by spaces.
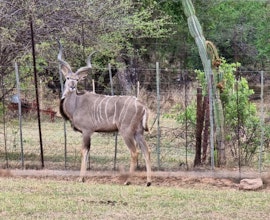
xmin=142 ymin=108 xmax=149 ymax=132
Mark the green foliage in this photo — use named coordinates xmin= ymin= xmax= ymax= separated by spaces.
xmin=127 ymin=5 xmax=174 ymax=39
xmin=219 ymin=60 xmax=256 ymax=127
xmin=217 ymin=60 xmax=263 ymax=164
xmin=164 ymin=102 xmax=196 ymax=127
xmin=197 ymin=0 xmax=270 ymax=67
xmin=168 ymin=58 xmax=265 ymax=165
xmin=2 ymin=0 xmax=268 ymax=98
xmin=0 ymin=0 xmax=174 ymax=95
xmin=196 ymin=59 xmax=258 ymax=128
xmin=157 ymin=0 xmax=270 ymax=69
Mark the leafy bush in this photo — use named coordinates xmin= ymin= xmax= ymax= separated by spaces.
xmin=198 ymin=59 xmax=264 ymax=165
xmin=168 ymin=59 xmax=266 ymax=165
xmin=164 ymin=102 xmax=196 ymax=126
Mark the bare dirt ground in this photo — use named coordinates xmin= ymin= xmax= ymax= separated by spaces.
xmin=1 ymin=168 xmax=269 ymax=190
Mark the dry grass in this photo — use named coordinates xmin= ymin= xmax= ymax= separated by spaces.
xmin=1 ymin=83 xmax=270 ymax=172
xmin=0 ymin=116 xmax=193 ymax=172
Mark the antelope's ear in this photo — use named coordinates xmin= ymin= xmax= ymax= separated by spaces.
xmin=60 ymin=62 xmax=72 ymax=77
xmin=75 ymin=69 xmax=88 ymax=81
xmin=75 ymin=67 xmax=90 ymax=80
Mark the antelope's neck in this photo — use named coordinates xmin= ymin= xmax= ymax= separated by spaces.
xmin=63 ymin=92 xmax=78 ymax=120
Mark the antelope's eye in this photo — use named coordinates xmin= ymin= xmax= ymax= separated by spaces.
xmin=67 ymin=77 xmax=70 ymax=80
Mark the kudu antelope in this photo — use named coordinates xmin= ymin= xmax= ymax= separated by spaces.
xmin=57 ymin=42 xmax=151 ymax=186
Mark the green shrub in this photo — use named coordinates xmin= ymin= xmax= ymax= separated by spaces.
xmin=167 ymin=59 xmax=267 ymax=165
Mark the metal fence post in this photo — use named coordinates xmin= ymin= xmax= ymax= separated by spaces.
xmin=109 ymin=63 xmax=118 ymax=171
xmin=15 ymin=62 xmax=24 ymax=168
xmin=30 ymin=16 xmax=44 ymax=168
xmin=156 ymin=62 xmax=161 ymax=169
xmin=259 ymin=71 xmax=264 ymax=173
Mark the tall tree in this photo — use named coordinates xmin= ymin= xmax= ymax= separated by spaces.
xmin=196 ymin=0 xmax=270 ymax=69
xmin=158 ymin=0 xmax=270 ymax=70
xmin=0 ymin=0 xmax=173 ymax=98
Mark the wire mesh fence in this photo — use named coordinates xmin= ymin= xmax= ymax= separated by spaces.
xmin=0 ymin=65 xmax=270 ymax=174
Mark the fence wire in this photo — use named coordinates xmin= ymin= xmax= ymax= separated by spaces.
xmin=0 ymin=66 xmax=269 ymax=173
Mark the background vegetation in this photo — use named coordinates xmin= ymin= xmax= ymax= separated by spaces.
xmin=0 ymin=2 xmax=269 ymax=218
xmin=1 ymin=0 xmax=270 ymax=169
xmin=1 ymin=0 xmax=269 ymax=95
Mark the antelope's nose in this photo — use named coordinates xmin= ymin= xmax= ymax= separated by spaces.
xmin=70 ymin=81 xmax=76 ymax=89
xmin=66 ymin=82 xmax=75 ymax=91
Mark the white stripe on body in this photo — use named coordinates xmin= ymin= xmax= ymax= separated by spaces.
xmin=118 ymin=96 xmax=132 ymax=126
xmin=104 ymin=96 xmax=113 ymax=124
xmin=92 ymin=95 xmax=102 ymax=125
xmin=113 ymin=97 xmax=118 ymax=125
xmin=97 ymin=96 xmax=106 ymax=122
xmin=120 ymin=96 xmax=136 ymax=128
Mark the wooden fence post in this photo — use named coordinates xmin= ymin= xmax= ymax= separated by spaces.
xmin=202 ymin=95 xmax=209 ymax=163
xmin=194 ymin=87 xmax=203 ymax=166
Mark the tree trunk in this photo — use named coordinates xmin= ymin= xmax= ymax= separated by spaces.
xmin=116 ymin=55 xmax=138 ymax=95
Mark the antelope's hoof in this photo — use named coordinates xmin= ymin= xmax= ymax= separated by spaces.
xmin=124 ymin=181 xmax=131 ymax=186
xmin=79 ymin=177 xmax=85 ymax=183
xmin=146 ymin=182 xmax=151 ymax=187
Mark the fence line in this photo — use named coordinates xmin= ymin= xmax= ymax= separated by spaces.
xmin=0 ymin=64 xmax=269 ymax=173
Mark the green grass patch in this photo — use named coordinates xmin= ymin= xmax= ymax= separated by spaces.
xmin=0 ymin=177 xmax=269 ymax=219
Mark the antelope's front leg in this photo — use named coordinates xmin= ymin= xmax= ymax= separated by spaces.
xmin=79 ymin=134 xmax=91 ymax=182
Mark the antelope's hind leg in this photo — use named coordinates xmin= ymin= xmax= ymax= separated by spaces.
xmin=135 ymin=132 xmax=151 ymax=187
xmin=122 ymin=136 xmax=138 ymax=185
xmin=79 ymin=133 xmax=91 ymax=182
